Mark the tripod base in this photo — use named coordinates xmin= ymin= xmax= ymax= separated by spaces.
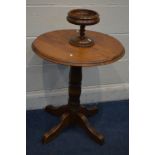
xmin=42 ymin=66 xmax=104 ymax=145
xmin=42 ymin=104 xmax=104 ymax=144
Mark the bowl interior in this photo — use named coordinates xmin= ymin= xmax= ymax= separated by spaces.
xmin=69 ymin=9 xmax=98 ymax=19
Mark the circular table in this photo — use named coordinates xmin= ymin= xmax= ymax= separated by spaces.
xmin=32 ymin=29 xmax=125 ymax=144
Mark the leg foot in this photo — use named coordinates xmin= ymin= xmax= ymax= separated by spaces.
xmin=80 ymin=106 xmax=98 ymax=117
xmin=77 ymin=112 xmax=104 ymax=144
xmin=45 ymin=105 xmax=68 ymax=116
xmin=42 ymin=113 xmax=70 ymax=143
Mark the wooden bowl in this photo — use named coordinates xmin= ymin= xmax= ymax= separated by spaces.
xmin=67 ymin=9 xmax=100 ymax=26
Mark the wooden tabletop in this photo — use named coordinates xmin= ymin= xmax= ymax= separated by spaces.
xmin=32 ymin=29 xmax=125 ymax=67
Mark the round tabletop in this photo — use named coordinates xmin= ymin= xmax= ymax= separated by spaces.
xmin=32 ymin=29 xmax=125 ymax=67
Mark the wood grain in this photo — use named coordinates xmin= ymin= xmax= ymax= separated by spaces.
xmin=32 ymin=29 xmax=125 ymax=67
xmin=42 ymin=66 xmax=104 ymax=144
xmin=26 ymin=34 xmax=128 ymax=66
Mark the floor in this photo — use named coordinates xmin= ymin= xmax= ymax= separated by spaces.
xmin=26 ymin=100 xmax=129 ymax=155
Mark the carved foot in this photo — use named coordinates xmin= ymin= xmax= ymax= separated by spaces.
xmin=77 ymin=112 xmax=104 ymax=144
xmin=80 ymin=106 xmax=98 ymax=117
xmin=45 ymin=105 xmax=68 ymax=116
xmin=42 ymin=113 xmax=70 ymax=144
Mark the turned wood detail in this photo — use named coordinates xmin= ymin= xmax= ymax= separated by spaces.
xmin=67 ymin=9 xmax=100 ymax=47
xmin=42 ymin=66 xmax=104 ymax=144
xmin=68 ymin=66 xmax=82 ymax=107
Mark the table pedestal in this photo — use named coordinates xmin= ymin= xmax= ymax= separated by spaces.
xmin=42 ymin=66 xmax=104 ymax=144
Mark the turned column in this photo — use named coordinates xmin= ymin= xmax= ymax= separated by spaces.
xmin=68 ymin=66 xmax=82 ymax=108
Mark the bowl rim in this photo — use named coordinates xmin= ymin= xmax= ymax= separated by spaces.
xmin=67 ymin=9 xmax=99 ymax=20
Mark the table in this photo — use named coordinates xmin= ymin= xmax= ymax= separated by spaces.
xmin=32 ymin=29 xmax=125 ymax=144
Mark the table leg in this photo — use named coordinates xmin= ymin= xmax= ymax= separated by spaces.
xmin=76 ymin=112 xmax=104 ymax=144
xmin=45 ymin=105 xmax=68 ymax=116
xmin=79 ymin=106 xmax=98 ymax=117
xmin=42 ymin=113 xmax=70 ymax=143
xmin=43 ymin=66 xmax=104 ymax=144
